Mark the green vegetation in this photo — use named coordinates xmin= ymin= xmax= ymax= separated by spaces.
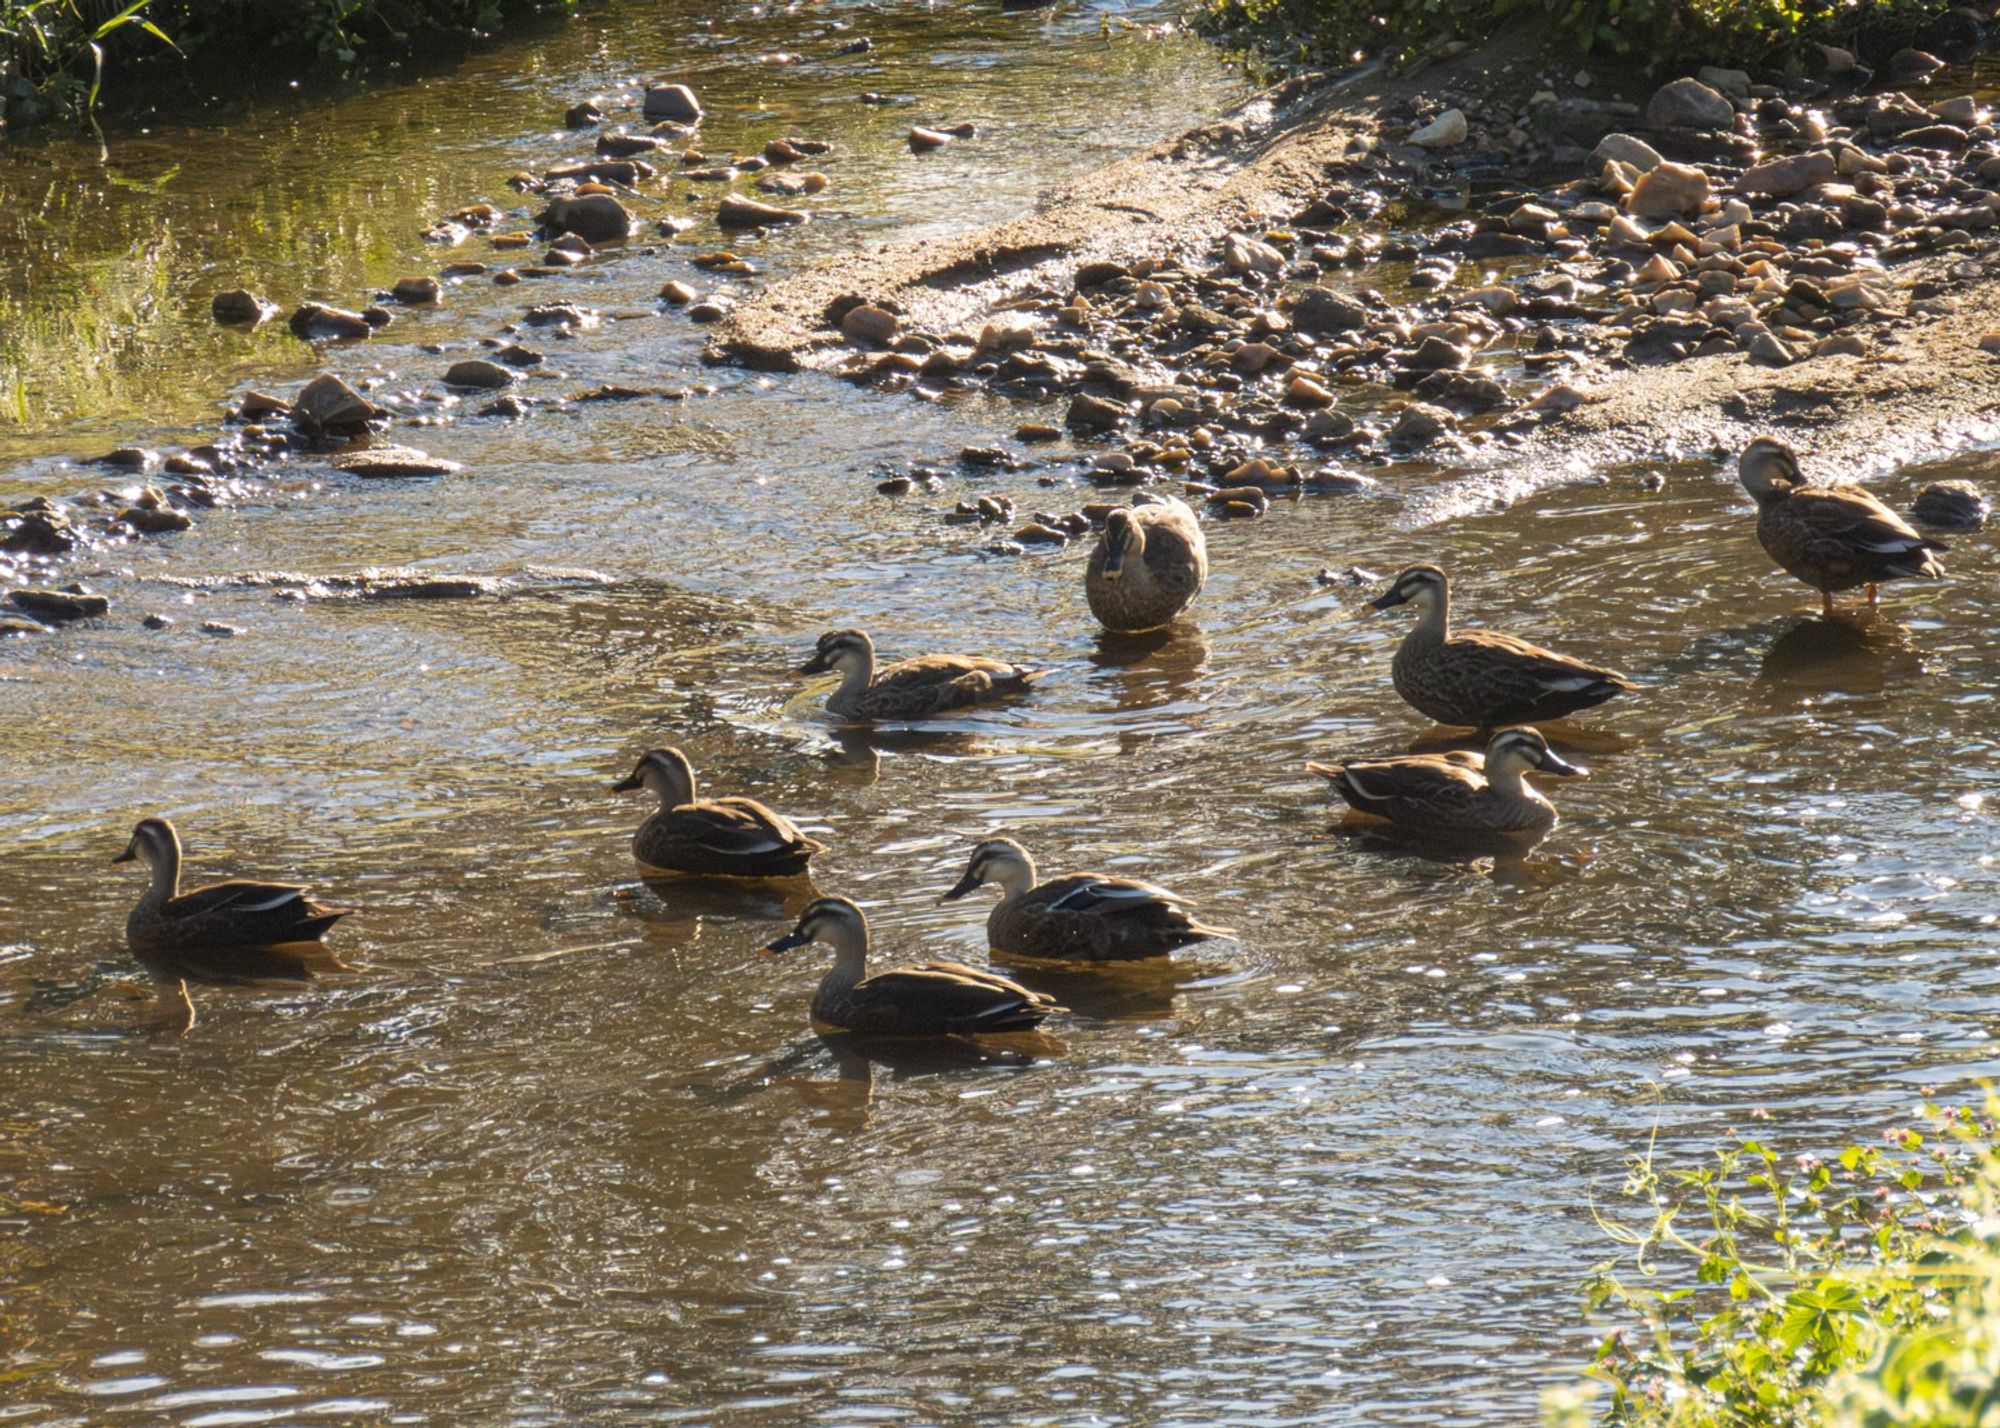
xmin=1545 ymin=1100 xmax=2000 ymax=1427
xmin=1 ymin=0 xmax=575 ymax=126
xmin=1198 ymin=0 xmax=1966 ymax=68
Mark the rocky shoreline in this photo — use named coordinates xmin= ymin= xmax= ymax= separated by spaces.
xmin=710 ymin=19 xmax=2000 ymax=535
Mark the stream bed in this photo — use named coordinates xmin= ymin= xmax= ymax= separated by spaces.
xmin=3 ymin=1 xmax=1999 ymax=1423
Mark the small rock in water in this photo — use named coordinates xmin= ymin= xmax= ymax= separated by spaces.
xmin=908 ymin=126 xmax=953 ymax=153
xmin=1386 ymin=402 xmax=1457 ymax=449
xmin=288 ymin=302 xmax=373 ymax=341
xmin=564 ymin=100 xmax=603 ymax=129
xmin=211 ymin=289 xmax=278 ymax=325
xmin=332 ymin=446 xmax=464 ymax=478
xmin=1066 ymin=393 xmax=1129 ymax=435
xmin=199 ymin=620 xmax=242 ymax=638
xmin=540 ymin=194 xmax=633 ymax=244
xmin=1739 ymin=151 xmax=1836 ymax=198
xmin=391 ymin=275 xmax=442 ymax=303
xmin=290 ymin=374 xmax=383 ymax=437
xmin=659 ymin=281 xmax=697 ymax=305
xmin=1409 ymin=108 xmax=1468 ymax=149
xmin=9 ymin=588 xmax=108 ymax=622
xmin=94 ymin=447 xmax=157 ymax=470
xmin=643 ymin=83 xmax=703 ymax=124
xmin=1910 ymin=479 xmax=1987 ymax=527
xmin=717 ymin=194 xmax=810 ymax=229
xmin=142 ymin=612 xmax=175 ymax=630
xmin=444 ymin=359 xmax=516 ymax=390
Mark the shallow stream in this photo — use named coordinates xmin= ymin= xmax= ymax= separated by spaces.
xmin=4 ymin=2 xmax=1998 ymax=1423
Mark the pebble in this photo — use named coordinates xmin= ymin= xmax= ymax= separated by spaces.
xmin=718 ymin=195 xmax=810 ymax=229
xmin=288 ymin=302 xmax=373 ymax=341
xmin=9 ymin=588 xmax=108 ymax=621
xmin=540 ymin=194 xmax=632 ymax=244
xmin=1409 ymin=108 xmax=1468 ymax=149
xmin=211 ymin=289 xmax=277 ymax=324
xmin=842 ymin=305 xmax=901 ymax=345
xmin=659 ymin=281 xmax=697 ymax=305
xmin=444 ymin=359 xmax=516 ymax=389
xmin=909 ymin=127 xmax=953 ymax=153
xmin=391 ymin=275 xmax=442 ymax=303
xmin=644 ymin=83 xmax=702 ymax=124
xmin=331 ymin=447 xmax=464 ymax=477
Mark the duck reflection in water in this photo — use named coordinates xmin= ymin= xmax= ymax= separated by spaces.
xmin=1087 ymin=624 xmax=1211 ymax=714
xmin=1753 ymin=608 xmax=1925 ymax=708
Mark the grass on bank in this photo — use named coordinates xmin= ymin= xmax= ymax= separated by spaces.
xmin=1547 ymin=1099 xmax=2000 ymax=1427
xmin=1 ymin=0 xmax=575 ymax=125
xmin=1198 ymin=0 xmax=1977 ymax=70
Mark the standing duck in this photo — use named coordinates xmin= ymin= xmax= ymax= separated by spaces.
xmin=939 ymin=836 xmax=1232 ymax=961
xmin=797 ymin=628 xmax=1046 ymax=721
xmin=611 ymin=747 xmax=825 ymax=878
xmin=115 ymin=817 xmax=351 ymax=957
xmin=1738 ymin=437 xmax=1947 ymax=615
xmin=1085 ymin=494 xmax=1207 ymax=633
xmin=1368 ymin=565 xmax=1635 ymax=736
xmin=1310 ymin=726 xmax=1585 ymax=840
xmin=761 ymin=896 xmax=1062 ymax=1037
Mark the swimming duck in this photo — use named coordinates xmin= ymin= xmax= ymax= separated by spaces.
xmin=1368 ymin=565 xmax=1635 ymax=735
xmin=1085 ymin=494 xmax=1207 ymax=633
xmin=611 ymin=747 xmax=825 ymax=878
xmin=1738 ymin=437 xmax=1947 ymax=615
xmin=1310 ymin=726 xmax=1585 ymax=839
xmin=940 ymin=836 xmax=1233 ymax=961
xmin=761 ymin=895 xmax=1062 ymax=1037
xmin=797 ymin=628 xmax=1046 ymax=721
xmin=115 ymin=817 xmax=351 ymax=956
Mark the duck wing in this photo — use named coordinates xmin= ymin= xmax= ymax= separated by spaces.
xmin=1438 ymin=629 xmax=1634 ymax=721
xmin=1789 ymin=485 xmax=1948 ymax=580
xmin=1310 ymin=752 xmax=1488 ymax=822
xmin=872 ymin=654 xmax=1043 ymax=714
xmin=1036 ymin=873 xmax=1231 ymax=948
xmin=844 ymin=961 xmax=1060 ymax=1036
xmin=164 ymin=879 xmax=349 ymax=943
xmin=698 ymin=798 xmax=824 ymax=854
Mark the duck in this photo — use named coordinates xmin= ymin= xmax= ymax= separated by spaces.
xmin=762 ymin=896 xmax=1062 ymax=1037
xmin=939 ymin=836 xmax=1233 ymax=961
xmin=1368 ymin=565 xmax=1635 ymax=736
xmin=115 ymin=816 xmax=351 ymax=957
xmin=1085 ymin=494 xmax=1207 ymax=633
xmin=610 ymin=747 xmax=825 ymax=878
xmin=796 ymin=628 xmax=1046 ymax=721
xmin=1310 ymin=726 xmax=1585 ymax=840
xmin=1738 ymin=437 xmax=1947 ymax=615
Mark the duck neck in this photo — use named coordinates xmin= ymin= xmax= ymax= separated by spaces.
xmin=647 ymin=766 xmax=695 ymax=810
xmin=834 ymin=651 xmax=875 ymax=703
xmin=819 ymin=930 xmax=870 ymax=997
xmin=990 ymin=853 xmax=1037 ymax=904
xmin=1407 ymin=589 xmax=1449 ymax=648
xmin=1484 ymin=757 xmax=1534 ymax=804
xmin=143 ymin=842 xmax=181 ymax=902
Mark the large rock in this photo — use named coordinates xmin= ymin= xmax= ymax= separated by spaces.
xmin=539 ymin=194 xmax=632 ymax=244
xmin=1409 ymin=108 xmax=1468 ymax=149
xmin=1292 ymin=286 xmax=1368 ymax=334
xmin=1590 ymin=132 xmax=1664 ymax=174
xmin=1696 ymin=65 xmax=1752 ymax=99
xmin=290 ymin=374 xmax=383 ymax=437
xmin=643 ymin=83 xmax=702 ymax=123
xmin=1626 ymin=161 xmax=1712 ymax=218
xmin=1647 ymin=77 xmax=1734 ymax=131
xmin=1739 ymin=151 xmax=1837 ymax=198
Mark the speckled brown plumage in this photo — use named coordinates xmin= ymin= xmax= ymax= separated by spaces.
xmin=1370 ymin=565 xmax=1634 ymax=735
xmin=1085 ymin=495 xmax=1207 ymax=633
xmin=116 ymin=817 xmax=351 ymax=960
xmin=763 ymin=896 xmax=1062 ymax=1037
xmin=612 ymin=748 xmax=824 ymax=878
xmin=941 ymin=837 xmax=1231 ymax=962
xmin=798 ymin=629 xmax=1046 ymax=721
xmin=1739 ymin=437 xmax=1947 ymax=614
xmin=1309 ymin=727 xmax=1583 ymax=838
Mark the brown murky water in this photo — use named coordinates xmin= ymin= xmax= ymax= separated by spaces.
xmin=5 ymin=3 xmax=2000 ymax=1423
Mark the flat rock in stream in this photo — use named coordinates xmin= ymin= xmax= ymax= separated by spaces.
xmin=331 ymin=446 xmax=465 ymax=478
xmin=717 ymin=195 xmax=810 ymax=229
xmin=9 ymin=588 xmax=108 ymax=621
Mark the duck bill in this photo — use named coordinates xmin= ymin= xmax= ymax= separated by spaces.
xmin=1101 ymin=545 xmax=1126 ymax=580
xmin=795 ymin=651 xmax=832 ymax=675
xmin=939 ymin=871 xmax=982 ymax=904
xmin=608 ymin=774 xmax=643 ymax=793
xmin=111 ymin=845 xmax=136 ymax=864
xmin=1366 ymin=587 xmax=1408 ymax=612
xmin=760 ymin=930 xmax=812 ymax=956
xmin=1538 ymin=752 xmax=1588 ymax=779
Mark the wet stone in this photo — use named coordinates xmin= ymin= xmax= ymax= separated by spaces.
xmin=331 ymin=446 xmax=464 ymax=478
xmin=291 ymin=374 xmax=383 ymax=438
xmin=211 ymin=289 xmax=278 ymax=324
xmin=1910 ymin=478 xmax=1988 ymax=527
xmin=391 ymin=275 xmax=442 ymax=303
xmin=565 ymin=100 xmax=603 ymax=129
xmin=9 ymin=588 xmax=107 ymax=621
xmin=445 ymin=359 xmax=517 ymax=389
xmin=644 ymin=83 xmax=703 ymax=123
xmin=540 ymin=194 xmax=633 ymax=244
xmin=1066 ymin=393 xmax=1129 ymax=434
xmin=288 ymin=302 xmax=373 ymax=341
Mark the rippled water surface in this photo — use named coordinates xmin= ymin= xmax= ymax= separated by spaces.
xmin=4 ymin=2 xmax=2000 ymax=1423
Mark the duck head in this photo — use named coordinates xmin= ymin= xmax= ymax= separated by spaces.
xmin=1738 ymin=437 xmax=1804 ymax=507
xmin=940 ymin=836 xmax=1035 ymax=902
xmin=797 ymin=628 xmax=874 ymax=677
xmin=610 ymin=747 xmax=696 ymax=806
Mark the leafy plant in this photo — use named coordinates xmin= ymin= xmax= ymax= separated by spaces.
xmin=1549 ymin=1099 xmax=2000 ymax=1427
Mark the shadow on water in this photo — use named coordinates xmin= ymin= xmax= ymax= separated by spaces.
xmin=1753 ymin=610 xmax=1928 ymax=704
